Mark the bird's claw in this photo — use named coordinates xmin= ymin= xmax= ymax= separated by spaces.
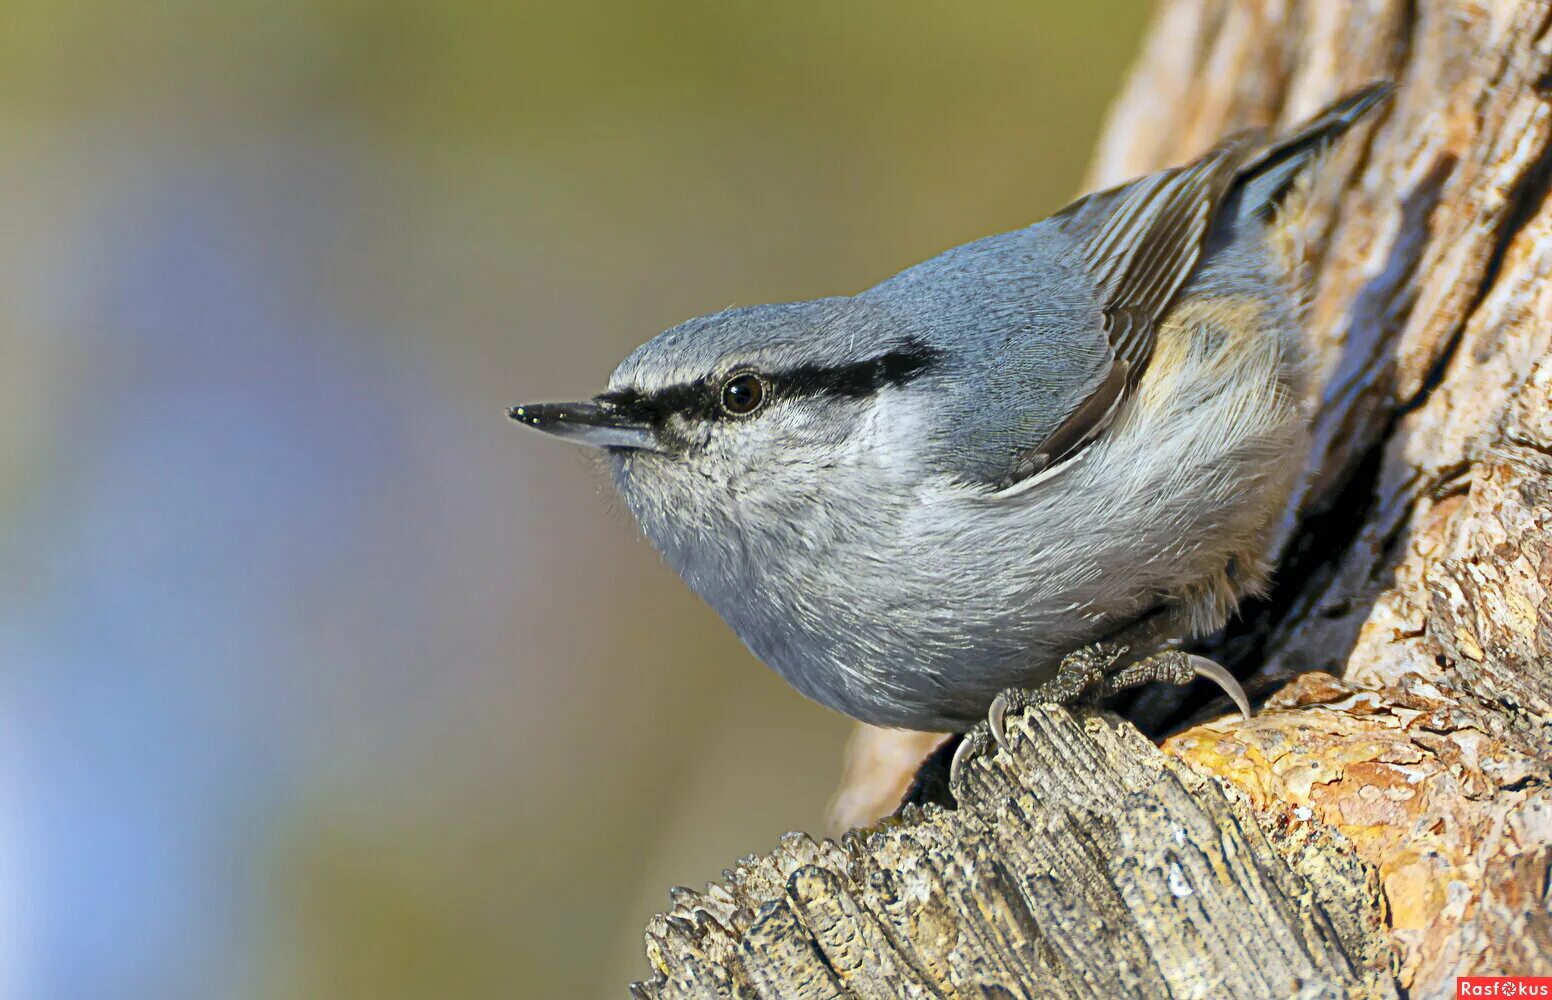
xmin=948 ymin=645 xmax=1251 ymax=795
xmin=950 ymin=689 xmax=1031 ymax=791
xmin=988 ymin=690 xmax=1014 ymax=750
xmin=1179 ymin=652 xmax=1251 ymax=719
xmin=948 ymin=724 xmax=990 ymax=789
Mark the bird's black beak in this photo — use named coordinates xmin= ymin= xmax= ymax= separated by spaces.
xmin=508 ymin=399 xmax=662 ymax=451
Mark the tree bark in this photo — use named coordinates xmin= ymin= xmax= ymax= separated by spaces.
xmin=634 ymin=2 xmax=1552 ymax=997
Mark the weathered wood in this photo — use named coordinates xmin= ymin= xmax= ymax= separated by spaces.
xmin=642 ymin=1 xmax=1552 ymax=996
xmin=1167 ymin=671 xmax=1552 ymax=994
xmin=637 ymin=707 xmax=1397 ymax=999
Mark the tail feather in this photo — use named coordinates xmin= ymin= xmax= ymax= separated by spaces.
xmin=1234 ymin=82 xmax=1394 ymax=217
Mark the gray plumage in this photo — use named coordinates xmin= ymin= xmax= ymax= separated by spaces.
xmin=511 ymin=85 xmax=1391 ymax=732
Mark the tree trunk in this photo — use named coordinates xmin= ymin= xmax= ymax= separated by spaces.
xmin=633 ymin=2 xmax=1552 ymax=997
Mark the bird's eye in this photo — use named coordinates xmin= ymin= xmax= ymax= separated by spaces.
xmin=719 ymin=372 xmax=766 ymax=416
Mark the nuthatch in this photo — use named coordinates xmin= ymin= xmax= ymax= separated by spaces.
xmin=512 ymin=84 xmax=1391 ymax=782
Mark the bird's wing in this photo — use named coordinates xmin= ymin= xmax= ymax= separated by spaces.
xmin=1078 ymin=138 xmax=1254 ymax=382
xmin=989 ymin=84 xmax=1393 ymax=499
xmin=987 ymin=138 xmax=1254 ymax=497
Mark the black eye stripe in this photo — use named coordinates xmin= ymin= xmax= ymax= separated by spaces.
xmin=778 ymin=342 xmax=940 ymax=400
xmin=601 ymin=340 xmax=939 ymax=424
xmin=597 ymin=382 xmax=718 ymax=424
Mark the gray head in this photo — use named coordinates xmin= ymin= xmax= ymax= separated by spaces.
xmin=510 ymin=298 xmax=943 ymax=600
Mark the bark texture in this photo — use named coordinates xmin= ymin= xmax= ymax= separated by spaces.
xmin=638 ymin=2 xmax=1552 ymax=996
xmin=639 ymin=708 xmax=1398 ymax=999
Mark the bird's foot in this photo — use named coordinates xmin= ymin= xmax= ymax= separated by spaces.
xmin=945 ymin=722 xmax=994 ymax=793
xmin=948 ymin=644 xmax=1250 ymax=788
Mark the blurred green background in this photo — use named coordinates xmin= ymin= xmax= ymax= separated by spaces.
xmin=1 ymin=2 xmax=1148 ymax=997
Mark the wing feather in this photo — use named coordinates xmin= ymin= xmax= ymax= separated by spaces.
xmin=988 ymin=83 xmax=1392 ymax=499
xmin=1081 ymin=137 xmax=1251 ymax=380
xmin=988 ymin=139 xmax=1252 ymax=498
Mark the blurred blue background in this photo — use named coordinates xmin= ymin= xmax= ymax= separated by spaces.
xmin=1 ymin=2 xmax=1147 ymax=996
